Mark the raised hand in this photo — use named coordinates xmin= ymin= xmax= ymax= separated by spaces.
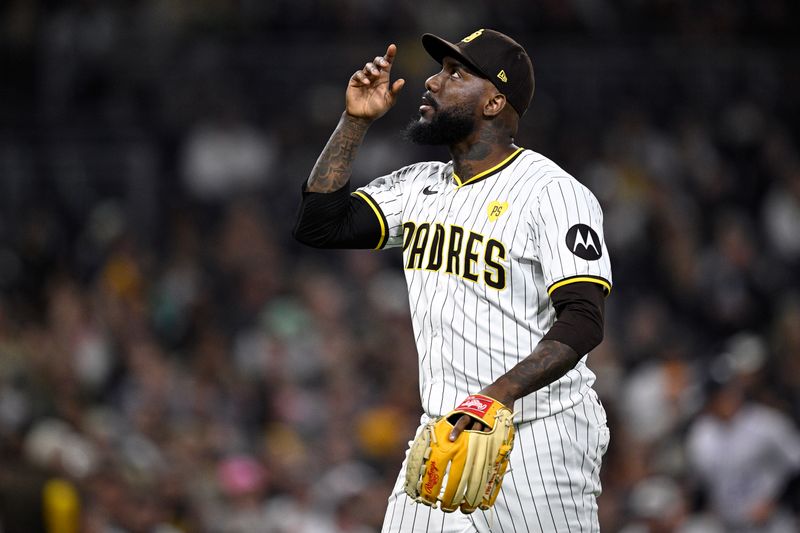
xmin=346 ymin=44 xmax=405 ymax=121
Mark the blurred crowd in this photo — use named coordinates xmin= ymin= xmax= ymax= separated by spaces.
xmin=1 ymin=1 xmax=800 ymax=532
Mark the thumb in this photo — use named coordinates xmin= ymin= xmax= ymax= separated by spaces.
xmin=390 ymin=78 xmax=405 ymax=96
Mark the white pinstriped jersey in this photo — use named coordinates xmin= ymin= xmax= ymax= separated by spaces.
xmin=356 ymin=148 xmax=612 ymax=423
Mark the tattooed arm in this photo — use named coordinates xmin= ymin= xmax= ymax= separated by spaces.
xmin=306 ymin=114 xmax=371 ymax=193
xmin=482 ymin=341 xmax=582 ymax=408
xmin=294 ymin=44 xmax=405 ymax=249
xmin=484 ymin=282 xmax=605 ymax=405
xmin=448 ymin=341 xmax=582 ymax=440
xmin=306 ymin=43 xmax=405 ymax=193
xmin=449 ymin=282 xmax=604 ymax=439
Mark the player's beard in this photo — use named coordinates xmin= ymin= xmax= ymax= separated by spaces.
xmin=403 ymin=102 xmax=476 ymax=146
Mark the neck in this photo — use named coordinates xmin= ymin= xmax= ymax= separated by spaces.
xmin=449 ymin=126 xmax=517 ymax=181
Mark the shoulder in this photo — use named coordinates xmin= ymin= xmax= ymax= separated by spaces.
xmin=515 ymin=149 xmax=567 ymax=176
xmin=741 ymin=404 xmax=798 ymax=436
xmin=686 ymin=414 xmax=723 ymax=451
xmin=395 ymin=160 xmax=452 ymax=193
xmin=514 ymin=150 xmax=599 ymax=208
xmin=512 ymin=150 xmax=572 ymax=191
xmin=361 ymin=160 xmax=445 ymax=191
xmin=395 ymin=160 xmax=448 ymax=180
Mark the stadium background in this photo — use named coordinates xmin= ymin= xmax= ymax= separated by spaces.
xmin=1 ymin=1 xmax=799 ymax=531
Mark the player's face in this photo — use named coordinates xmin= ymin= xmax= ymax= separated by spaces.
xmin=403 ymin=57 xmax=490 ymax=146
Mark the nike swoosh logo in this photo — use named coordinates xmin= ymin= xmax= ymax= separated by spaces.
xmin=422 ymin=186 xmax=438 ymax=195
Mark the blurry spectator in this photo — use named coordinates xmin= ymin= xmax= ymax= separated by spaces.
xmin=686 ymin=341 xmax=800 ymax=532
xmin=1 ymin=1 xmax=799 ymax=531
xmin=768 ymin=295 xmax=800 ymax=418
xmin=214 ymin=455 xmax=269 ymax=533
xmin=698 ymin=209 xmax=770 ymax=333
xmin=181 ymin=104 xmax=277 ymax=202
xmin=619 ymin=476 xmax=689 ymax=533
xmin=762 ymin=167 xmax=800 ymax=265
xmin=620 ymin=336 xmax=701 ymax=446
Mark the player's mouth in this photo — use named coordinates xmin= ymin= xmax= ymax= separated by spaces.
xmin=419 ymin=93 xmax=438 ymax=118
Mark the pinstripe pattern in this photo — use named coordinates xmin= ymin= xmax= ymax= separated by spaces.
xmin=358 ymin=150 xmax=612 ymax=422
xmin=360 ymin=150 xmax=612 ymax=531
xmin=382 ymin=394 xmax=609 ymax=532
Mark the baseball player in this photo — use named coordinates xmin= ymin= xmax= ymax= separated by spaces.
xmin=294 ymin=29 xmax=612 ymax=532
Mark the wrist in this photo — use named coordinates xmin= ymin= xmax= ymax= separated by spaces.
xmin=478 ymin=382 xmax=518 ymax=409
xmin=342 ymin=111 xmax=374 ymax=128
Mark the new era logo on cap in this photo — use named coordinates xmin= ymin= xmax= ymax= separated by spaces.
xmin=422 ymin=29 xmax=535 ymax=116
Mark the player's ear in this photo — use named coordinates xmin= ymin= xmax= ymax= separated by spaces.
xmin=483 ymin=93 xmax=507 ymax=118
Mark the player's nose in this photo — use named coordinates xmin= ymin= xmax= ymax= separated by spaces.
xmin=424 ymin=71 xmax=441 ymax=93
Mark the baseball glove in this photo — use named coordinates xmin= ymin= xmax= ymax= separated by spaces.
xmin=404 ymin=394 xmax=515 ymax=513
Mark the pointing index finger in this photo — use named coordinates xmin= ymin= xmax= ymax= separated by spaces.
xmin=384 ymin=43 xmax=398 ymax=66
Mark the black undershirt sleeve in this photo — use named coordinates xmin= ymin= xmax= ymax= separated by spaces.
xmin=292 ymin=181 xmax=385 ymax=249
xmin=541 ymin=282 xmax=606 ymax=356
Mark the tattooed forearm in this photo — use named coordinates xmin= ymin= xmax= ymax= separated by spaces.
xmin=484 ymin=340 xmax=580 ymax=405
xmin=307 ymin=113 xmax=372 ymax=193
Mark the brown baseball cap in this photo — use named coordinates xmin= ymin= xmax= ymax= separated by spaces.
xmin=422 ymin=29 xmax=535 ymax=116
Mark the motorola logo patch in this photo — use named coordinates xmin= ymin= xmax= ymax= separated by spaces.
xmin=566 ymin=224 xmax=602 ymax=260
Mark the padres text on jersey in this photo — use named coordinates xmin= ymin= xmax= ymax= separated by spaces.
xmin=355 ymin=149 xmax=613 ymax=423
